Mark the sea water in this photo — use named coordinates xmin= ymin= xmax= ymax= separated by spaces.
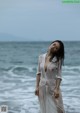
xmin=0 ymin=41 xmax=80 ymax=113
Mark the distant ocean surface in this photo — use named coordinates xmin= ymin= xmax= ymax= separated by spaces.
xmin=0 ymin=41 xmax=80 ymax=113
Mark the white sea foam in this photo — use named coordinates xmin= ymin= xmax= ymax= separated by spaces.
xmin=63 ymin=65 xmax=80 ymax=70
xmin=5 ymin=65 xmax=36 ymax=77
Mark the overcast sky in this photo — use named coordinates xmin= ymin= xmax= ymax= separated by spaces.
xmin=0 ymin=0 xmax=80 ymax=41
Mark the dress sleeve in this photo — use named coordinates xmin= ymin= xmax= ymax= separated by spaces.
xmin=36 ymin=55 xmax=42 ymax=75
xmin=56 ymin=59 xmax=62 ymax=80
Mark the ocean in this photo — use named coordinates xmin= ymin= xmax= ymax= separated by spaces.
xmin=0 ymin=41 xmax=80 ymax=113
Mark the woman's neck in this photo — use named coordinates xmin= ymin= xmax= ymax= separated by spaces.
xmin=46 ymin=51 xmax=55 ymax=61
xmin=47 ymin=50 xmax=54 ymax=57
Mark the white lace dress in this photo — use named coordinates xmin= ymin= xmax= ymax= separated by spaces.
xmin=36 ymin=53 xmax=65 ymax=113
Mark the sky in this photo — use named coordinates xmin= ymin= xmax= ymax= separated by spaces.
xmin=0 ymin=0 xmax=80 ymax=41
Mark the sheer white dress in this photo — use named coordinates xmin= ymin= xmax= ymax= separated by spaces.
xmin=36 ymin=53 xmax=65 ymax=113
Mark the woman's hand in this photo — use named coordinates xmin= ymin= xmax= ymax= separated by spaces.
xmin=35 ymin=87 xmax=39 ymax=96
xmin=54 ymin=88 xmax=59 ymax=98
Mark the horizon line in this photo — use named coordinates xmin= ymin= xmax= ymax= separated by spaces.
xmin=0 ymin=40 xmax=80 ymax=42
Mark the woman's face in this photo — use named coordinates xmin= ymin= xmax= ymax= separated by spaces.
xmin=48 ymin=42 xmax=60 ymax=53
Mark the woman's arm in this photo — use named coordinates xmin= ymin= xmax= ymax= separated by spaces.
xmin=54 ymin=59 xmax=62 ymax=98
xmin=35 ymin=74 xmax=41 ymax=89
xmin=35 ymin=74 xmax=41 ymax=96
xmin=56 ymin=58 xmax=62 ymax=88
xmin=55 ymin=78 xmax=62 ymax=90
xmin=35 ymin=55 xmax=41 ymax=96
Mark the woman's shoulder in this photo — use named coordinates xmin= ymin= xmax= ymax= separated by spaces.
xmin=38 ymin=53 xmax=46 ymax=61
xmin=39 ymin=53 xmax=46 ymax=58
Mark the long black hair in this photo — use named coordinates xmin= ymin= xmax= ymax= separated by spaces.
xmin=50 ymin=40 xmax=65 ymax=65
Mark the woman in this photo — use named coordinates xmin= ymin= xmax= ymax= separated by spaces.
xmin=35 ymin=40 xmax=65 ymax=113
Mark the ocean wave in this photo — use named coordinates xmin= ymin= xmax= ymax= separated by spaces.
xmin=1 ymin=65 xmax=37 ymax=76
xmin=1 ymin=65 xmax=80 ymax=77
xmin=12 ymin=66 xmax=36 ymax=73
xmin=62 ymin=65 xmax=80 ymax=74
xmin=63 ymin=65 xmax=80 ymax=70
